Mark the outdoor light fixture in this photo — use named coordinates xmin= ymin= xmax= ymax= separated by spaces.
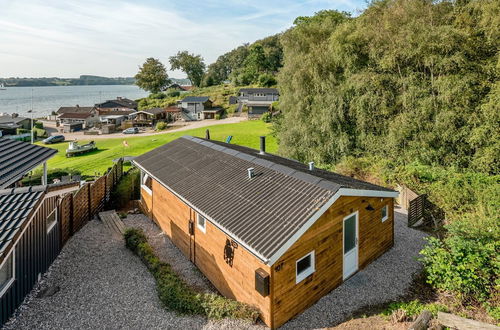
xmin=365 ymin=204 xmax=375 ymax=211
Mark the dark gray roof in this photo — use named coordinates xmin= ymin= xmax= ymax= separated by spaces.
xmin=239 ymin=88 xmax=279 ymax=94
xmin=96 ymin=98 xmax=138 ymax=109
xmin=181 ymin=96 xmax=210 ymax=103
xmin=57 ymin=106 xmax=95 ymax=114
xmin=0 ymin=116 xmax=30 ymax=124
xmin=0 ymin=186 xmax=45 ymax=259
xmin=133 ymin=136 xmax=395 ymax=263
xmin=0 ymin=138 xmax=57 ymax=189
xmin=139 ymin=107 xmax=165 ymax=115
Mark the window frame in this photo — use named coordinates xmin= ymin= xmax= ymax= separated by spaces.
xmin=196 ymin=213 xmax=206 ymax=233
xmin=296 ymin=251 xmax=315 ymax=284
xmin=141 ymin=172 xmax=152 ymax=195
xmin=0 ymin=250 xmax=15 ymax=298
xmin=46 ymin=208 xmax=58 ymax=233
xmin=381 ymin=204 xmax=389 ymax=222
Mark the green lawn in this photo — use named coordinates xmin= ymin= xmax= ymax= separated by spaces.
xmin=40 ymin=120 xmax=277 ymax=176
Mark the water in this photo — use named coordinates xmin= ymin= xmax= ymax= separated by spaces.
xmin=0 ymin=85 xmax=149 ymax=117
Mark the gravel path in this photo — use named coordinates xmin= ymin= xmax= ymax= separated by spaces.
xmin=4 ymin=208 xmax=426 ymax=329
xmin=3 ymin=219 xmax=260 ymax=330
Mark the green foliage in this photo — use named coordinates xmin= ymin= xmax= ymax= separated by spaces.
xmin=16 ymin=128 xmax=30 ymax=135
xmin=420 ymin=215 xmax=499 ymax=302
xmin=135 ymin=58 xmax=171 ymax=93
xmin=261 ymin=112 xmax=272 ymax=123
xmin=258 ymin=73 xmax=277 ymax=87
xmin=383 ymin=300 xmax=448 ymax=318
xmin=155 ymin=121 xmax=167 ymax=131
xmin=124 ymin=228 xmax=259 ymax=321
xmin=215 ymin=114 xmax=221 ymax=120
xmin=33 ymin=121 xmax=43 ymax=129
xmin=33 ymin=127 xmax=47 ymax=138
xmin=275 ymin=1 xmax=499 ymax=174
xmin=169 ymin=51 xmax=206 ymax=87
xmin=111 ymin=168 xmax=140 ymax=209
xmin=149 ymin=92 xmax=167 ymax=99
xmin=21 ymin=168 xmax=82 ymax=185
xmin=166 ymin=89 xmax=180 ymax=97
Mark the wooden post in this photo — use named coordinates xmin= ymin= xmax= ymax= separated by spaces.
xmin=87 ymin=183 xmax=92 ymax=221
xmin=437 ymin=312 xmax=499 ymax=330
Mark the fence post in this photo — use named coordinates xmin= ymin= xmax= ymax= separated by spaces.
xmin=69 ymin=193 xmax=74 ymax=236
xmin=88 ymin=183 xmax=92 ymax=221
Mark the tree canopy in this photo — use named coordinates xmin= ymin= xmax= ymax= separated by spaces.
xmin=134 ymin=58 xmax=170 ymax=93
xmin=169 ymin=51 xmax=206 ymax=87
xmin=274 ymin=1 xmax=499 ymax=174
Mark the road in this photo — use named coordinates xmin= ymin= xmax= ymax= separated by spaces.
xmin=41 ymin=117 xmax=247 ymax=140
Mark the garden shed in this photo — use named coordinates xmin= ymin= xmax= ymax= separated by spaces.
xmin=133 ymin=136 xmax=398 ymax=328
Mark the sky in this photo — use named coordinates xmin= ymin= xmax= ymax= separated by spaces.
xmin=0 ymin=0 xmax=366 ymax=78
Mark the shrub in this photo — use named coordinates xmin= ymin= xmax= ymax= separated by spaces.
xmin=261 ymin=112 xmax=272 ymax=123
xmin=16 ymin=128 xmax=30 ymax=135
xmin=124 ymin=228 xmax=259 ymax=321
xmin=111 ymin=168 xmax=140 ymax=209
xmin=258 ymin=73 xmax=277 ymax=87
xmin=33 ymin=127 xmax=47 ymax=138
xmin=166 ymin=90 xmax=180 ymax=97
xmin=33 ymin=121 xmax=43 ymax=129
xmin=156 ymin=121 xmax=167 ymax=131
xmin=215 ymin=114 xmax=221 ymax=120
xmin=150 ymin=92 xmax=166 ymax=99
xmin=383 ymin=300 xmax=448 ymax=318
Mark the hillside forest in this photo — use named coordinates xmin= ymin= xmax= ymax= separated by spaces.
xmin=135 ymin=0 xmax=499 ymax=322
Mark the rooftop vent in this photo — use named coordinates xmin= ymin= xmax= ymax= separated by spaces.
xmin=248 ymin=168 xmax=255 ymax=179
xmin=308 ymin=162 xmax=315 ymax=171
xmin=259 ymin=136 xmax=266 ymax=155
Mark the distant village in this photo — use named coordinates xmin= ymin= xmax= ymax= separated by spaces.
xmin=0 ymin=85 xmax=279 ymax=139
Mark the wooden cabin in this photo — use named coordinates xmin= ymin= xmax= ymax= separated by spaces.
xmin=133 ymin=136 xmax=398 ymax=328
xmin=0 ymin=184 xmax=78 ymax=326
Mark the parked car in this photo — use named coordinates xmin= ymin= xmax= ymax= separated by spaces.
xmin=43 ymin=135 xmax=65 ymax=144
xmin=123 ymin=127 xmax=139 ymax=134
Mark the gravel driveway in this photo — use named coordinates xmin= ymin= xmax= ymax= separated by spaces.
xmin=4 ymin=208 xmax=427 ymax=329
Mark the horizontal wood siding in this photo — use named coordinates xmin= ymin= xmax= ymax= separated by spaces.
xmin=148 ymin=180 xmax=272 ymax=326
xmin=271 ymin=196 xmax=394 ymax=328
xmin=0 ymin=196 xmax=61 ymax=326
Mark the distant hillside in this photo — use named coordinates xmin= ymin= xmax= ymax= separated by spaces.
xmin=0 ymin=76 xmax=190 ymax=87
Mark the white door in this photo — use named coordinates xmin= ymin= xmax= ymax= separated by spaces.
xmin=343 ymin=211 xmax=359 ymax=280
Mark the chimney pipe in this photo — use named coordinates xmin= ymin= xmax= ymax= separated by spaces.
xmin=247 ymin=168 xmax=255 ymax=179
xmin=259 ymin=136 xmax=266 ymax=155
xmin=308 ymin=162 xmax=315 ymax=171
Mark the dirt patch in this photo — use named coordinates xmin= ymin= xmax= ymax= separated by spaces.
xmin=327 ymin=315 xmax=411 ymax=330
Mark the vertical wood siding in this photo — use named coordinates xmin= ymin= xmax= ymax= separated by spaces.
xmin=0 ymin=196 xmax=60 ymax=326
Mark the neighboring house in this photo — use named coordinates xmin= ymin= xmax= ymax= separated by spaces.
xmin=133 ymin=108 xmax=167 ymax=125
xmin=165 ymin=105 xmax=182 ymax=122
xmin=133 ymin=136 xmax=398 ymax=328
xmin=95 ymin=97 xmax=138 ymax=112
xmin=0 ymin=115 xmax=31 ymax=131
xmin=99 ymin=110 xmax=135 ymax=126
xmin=238 ymin=88 xmax=279 ymax=116
xmin=0 ymin=183 xmax=78 ymax=326
xmin=56 ymin=106 xmax=99 ymax=128
xmin=0 ymin=137 xmax=57 ymax=189
xmin=178 ymin=96 xmax=213 ymax=121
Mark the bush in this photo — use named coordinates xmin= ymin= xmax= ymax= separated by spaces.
xmin=16 ymin=128 xmax=30 ymax=135
xmin=33 ymin=127 xmax=47 ymax=138
xmin=258 ymin=73 xmax=277 ymax=87
xmin=124 ymin=228 xmax=259 ymax=321
xmin=383 ymin=300 xmax=448 ymax=318
xmin=150 ymin=92 xmax=167 ymax=99
xmin=156 ymin=121 xmax=167 ymax=131
xmin=33 ymin=121 xmax=43 ymax=129
xmin=420 ymin=214 xmax=499 ymax=303
xmin=215 ymin=114 xmax=221 ymax=120
xmin=111 ymin=168 xmax=140 ymax=209
xmin=261 ymin=112 xmax=272 ymax=123
xmin=166 ymin=90 xmax=180 ymax=97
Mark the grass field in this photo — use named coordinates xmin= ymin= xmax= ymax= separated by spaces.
xmin=39 ymin=120 xmax=277 ymax=176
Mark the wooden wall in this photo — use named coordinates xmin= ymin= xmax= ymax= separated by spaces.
xmin=270 ymin=196 xmax=394 ymax=328
xmin=148 ymin=179 xmax=273 ymax=326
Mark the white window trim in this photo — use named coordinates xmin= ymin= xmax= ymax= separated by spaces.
xmin=296 ymin=251 xmax=315 ymax=284
xmin=197 ymin=213 xmax=206 ymax=233
xmin=46 ymin=208 xmax=58 ymax=233
xmin=141 ymin=172 xmax=152 ymax=195
xmin=381 ymin=205 xmax=389 ymax=222
xmin=0 ymin=250 xmax=15 ymax=298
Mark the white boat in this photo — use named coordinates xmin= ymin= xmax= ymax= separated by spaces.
xmin=66 ymin=141 xmax=97 ymax=157
xmin=0 ymin=83 xmax=6 ymax=90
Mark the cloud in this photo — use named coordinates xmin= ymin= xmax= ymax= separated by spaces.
xmin=0 ymin=0 xmax=365 ymax=77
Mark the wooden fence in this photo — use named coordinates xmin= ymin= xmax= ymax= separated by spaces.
xmin=59 ymin=159 xmax=123 ymax=246
xmin=397 ymin=184 xmax=445 ymax=228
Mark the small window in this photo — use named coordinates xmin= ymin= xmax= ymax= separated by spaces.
xmin=381 ymin=204 xmax=388 ymax=222
xmin=141 ymin=173 xmax=152 ymax=194
xmin=296 ymin=251 xmax=315 ymax=284
xmin=197 ymin=213 xmax=206 ymax=233
xmin=0 ymin=252 xmax=14 ymax=297
xmin=46 ymin=209 xmax=57 ymax=233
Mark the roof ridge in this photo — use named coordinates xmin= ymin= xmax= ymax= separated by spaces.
xmin=182 ymin=136 xmax=340 ymax=192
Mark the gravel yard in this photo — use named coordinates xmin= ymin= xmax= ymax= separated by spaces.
xmin=4 ymin=207 xmax=427 ymax=329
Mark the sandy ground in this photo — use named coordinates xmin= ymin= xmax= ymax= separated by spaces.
xmin=41 ymin=116 xmax=247 ymax=140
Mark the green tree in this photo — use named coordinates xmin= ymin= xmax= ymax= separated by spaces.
xmin=135 ymin=58 xmax=170 ymax=93
xmin=169 ymin=51 xmax=206 ymax=87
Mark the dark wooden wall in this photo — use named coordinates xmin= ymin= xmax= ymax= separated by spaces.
xmin=0 ymin=196 xmax=60 ymax=326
